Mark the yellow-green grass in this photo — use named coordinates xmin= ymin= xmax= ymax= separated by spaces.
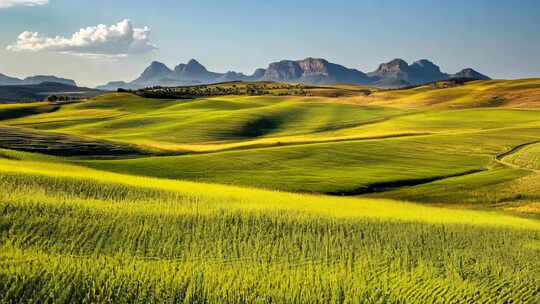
xmin=2 ymin=79 xmax=538 ymax=144
xmin=1 ymin=81 xmax=539 ymax=205
xmin=77 ymin=125 xmax=540 ymax=200
xmin=1 ymin=156 xmax=539 ymax=303
xmin=3 ymin=81 xmax=540 ymax=156
xmin=361 ymin=78 xmax=540 ymax=109
xmin=328 ymin=108 xmax=540 ymax=138
xmin=369 ymin=167 xmax=539 ymax=207
xmin=79 ymin=134 xmax=490 ymax=193
xmin=2 ymin=91 xmax=538 ymax=203
xmin=3 ymin=93 xmax=407 ymax=152
xmin=1 ymin=80 xmax=540 ymax=302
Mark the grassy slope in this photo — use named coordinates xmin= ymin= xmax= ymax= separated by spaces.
xmin=0 ymin=155 xmax=539 ymax=303
xmin=0 ymin=80 xmax=539 ymax=206
xmin=1 ymin=80 xmax=540 ymax=302
xmin=361 ymin=79 xmax=540 ymax=109
xmin=80 ymin=134 xmax=491 ymax=193
xmin=4 ymin=93 xmax=408 ymax=152
xmin=4 ymin=79 xmax=540 ymax=153
xmin=77 ymin=112 xmax=540 ymax=200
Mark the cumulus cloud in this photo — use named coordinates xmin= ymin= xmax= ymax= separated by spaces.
xmin=7 ymin=19 xmax=157 ymax=58
xmin=0 ymin=0 xmax=48 ymax=8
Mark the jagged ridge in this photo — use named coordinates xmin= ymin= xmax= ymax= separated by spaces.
xmin=96 ymin=58 xmax=491 ymax=90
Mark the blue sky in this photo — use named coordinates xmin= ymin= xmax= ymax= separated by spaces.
xmin=0 ymin=0 xmax=539 ymax=86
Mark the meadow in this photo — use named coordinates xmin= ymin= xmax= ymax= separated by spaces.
xmin=0 ymin=79 xmax=539 ymax=303
xmin=0 ymin=154 xmax=539 ymax=303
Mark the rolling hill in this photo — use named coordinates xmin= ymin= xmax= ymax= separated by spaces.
xmin=1 ymin=78 xmax=539 ymax=207
xmin=0 ymin=78 xmax=539 ymax=303
xmin=0 ymin=149 xmax=538 ymax=303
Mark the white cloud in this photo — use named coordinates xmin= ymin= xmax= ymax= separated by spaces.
xmin=7 ymin=19 xmax=157 ymax=58
xmin=0 ymin=0 xmax=48 ymax=8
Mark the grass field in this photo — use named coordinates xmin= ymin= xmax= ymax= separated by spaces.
xmin=0 ymin=155 xmax=539 ymax=303
xmin=1 ymin=79 xmax=539 ymax=302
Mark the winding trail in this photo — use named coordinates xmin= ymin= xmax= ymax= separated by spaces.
xmin=495 ymin=140 xmax=540 ymax=173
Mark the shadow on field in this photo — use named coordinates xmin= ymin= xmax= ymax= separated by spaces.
xmin=0 ymin=126 xmax=149 ymax=158
xmin=327 ymin=169 xmax=486 ymax=196
xmin=0 ymin=104 xmax=60 ymax=121
xmin=231 ymin=116 xmax=283 ymax=138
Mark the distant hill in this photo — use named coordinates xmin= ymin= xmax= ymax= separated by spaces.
xmin=0 ymin=73 xmax=77 ymax=87
xmin=0 ymin=73 xmax=23 ymax=86
xmin=0 ymin=82 xmax=102 ymax=103
xmin=262 ymin=58 xmax=372 ymax=85
xmin=96 ymin=81 xmax=130 ymax=91
xmin=366 ymin=59 xmax=491 ymax=88
xmin=23 ymin=75 xmax=77 ymax=86
xmin=452 ymin=68 xmax=491 ymax=80
xmin=97 ymin=58 xmax=491 ymax=90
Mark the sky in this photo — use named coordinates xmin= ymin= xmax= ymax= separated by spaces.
xmin=0 ymin=0 xmax=539 ymax=87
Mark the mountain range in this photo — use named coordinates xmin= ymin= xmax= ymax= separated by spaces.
xmin=0 ymin=58 xmax=490 ymax=91
xmin=0 ymin=74 xmax=77 ymax=87
xmin=0 ymin=74 xmax=102 ymax=103
xmin=97 ymin=59 xmax=263 ymax=90
xmin=97 ymin=58 xmax=490 ymax=90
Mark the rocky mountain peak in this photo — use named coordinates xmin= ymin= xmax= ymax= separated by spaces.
xmin=175 ymin=59 xmax=213 ymax=81
xmin=187 ymin=59 xmax=201 ymax=65
xmin=407 ymin=60 xmax=448 ymax=84
xmin=410 ymin=59 xmax=442 ymax=73
xmin=376 ymin=59 xmax=409 ymax=73
xmin=297 ymin=58 xmax=331 ymax=75
xmin=134 ymin=61 xmax=173 ymax=84
xmin=262 ymin=57 xmax=370 ymax=85
xmin=411 ymin=59 xmax=439 ymax=69
xmin=263 ymin=60 xmax=303 ymax=81
xmin=144 ymin=61 xmax=172 ymax=75
xmin=185 ymin=59 xmax=207 ymax=71
xmin=148 ymin=61 xmax=170 ymax=70
xmin=369 ymin=58 xmax=451 ymax=87
xmin=250 ymin=68 xmax=267 ymax=79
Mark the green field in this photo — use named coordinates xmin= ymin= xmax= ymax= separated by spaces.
xmin=1 ymin=79 xmax=539 ymax=303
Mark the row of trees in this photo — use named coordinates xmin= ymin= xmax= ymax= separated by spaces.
xmin=132 ymin=83 xmax=312 ymax=99
xmin=46 ymin=95 xmax=78 ymax=102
